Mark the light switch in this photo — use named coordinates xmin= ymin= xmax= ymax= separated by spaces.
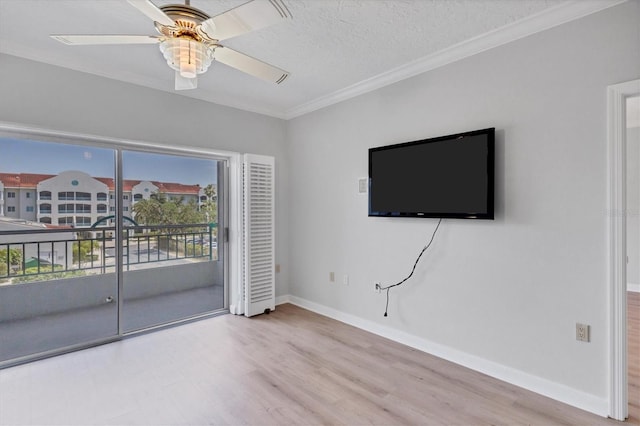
xmin=358 ymin=178 xmax=367 ymax=194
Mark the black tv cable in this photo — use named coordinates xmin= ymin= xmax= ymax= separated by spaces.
xmin=378 ymin=218 xmax=442 ymax=317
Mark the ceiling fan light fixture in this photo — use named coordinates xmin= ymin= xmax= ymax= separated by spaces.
xmin=159 ymin=38 xmax=214 ymax=79
xmin=51 ymin=0 xmax=291 ymax=89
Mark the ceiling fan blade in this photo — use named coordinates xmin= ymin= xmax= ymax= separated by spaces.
xmin=51 ymin=35 xmax=160 ymax=45
xmin=200 ymin=0 xmax=291 ymax=41
xmin=127 ymin=0 xmax=175 ymax=26
xmin=214 ymin=47 xmax=289 ymax=84
xmin=175 ymin=72 xmax=198 ymax=90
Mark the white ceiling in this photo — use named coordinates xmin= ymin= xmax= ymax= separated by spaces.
xmin=0 ymin=0 xmax=624 ymax=119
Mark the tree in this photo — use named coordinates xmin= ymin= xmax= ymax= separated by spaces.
xmin=72 ymin=240 xmax=98 ymax=264
xmin=0 ymin=248 xmax=22 ymax=266
xmin=132 ymin=192 xmax=205 ymax=226
xmin=201 ymin=184 xmax=218 ymax=224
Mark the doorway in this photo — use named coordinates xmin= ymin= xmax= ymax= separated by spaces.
xmin=120 ymin=149 xmax=226 ymax=332
xmin=607 ymin=79 xmax=640 ymax=421
xmin=625 ymin=94 xmax=640 ymax=422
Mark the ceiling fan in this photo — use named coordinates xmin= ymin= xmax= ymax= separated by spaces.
xmin=51 ymin=0 xmax=291 ymax=90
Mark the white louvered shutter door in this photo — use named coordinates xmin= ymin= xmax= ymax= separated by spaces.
xmin=243 ymin=154 xmax=275 ymax=317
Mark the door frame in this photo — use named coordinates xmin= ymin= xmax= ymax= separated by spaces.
xmin=607 ymin=79 xmax=640 ymax=420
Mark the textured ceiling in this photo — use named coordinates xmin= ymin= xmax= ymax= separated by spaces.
xmin=0 ymin=0 xmax=624 ymax=118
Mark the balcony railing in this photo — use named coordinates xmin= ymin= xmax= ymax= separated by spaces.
xmin=0 ymin=223 xmax=217 ymax=282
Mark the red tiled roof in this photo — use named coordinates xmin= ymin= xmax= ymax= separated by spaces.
xmin=43 ymin=223 xmax=74 ymax=230
xmin=0 ymin=173 xmax=55 ymax=187
xmin=0 ymin=173 xmax=201 ymax=194
xmin=94 ymin=177 xmax=115 ymax=189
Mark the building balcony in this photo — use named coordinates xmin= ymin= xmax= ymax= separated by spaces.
xmin=0 ymin=223 xmax=221 ymax=362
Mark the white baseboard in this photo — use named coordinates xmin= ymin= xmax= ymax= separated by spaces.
xmin=275 ymin=295 xmax=291 ymax=306
xmin=628 ymin=283 xmax=640 ymax=293
xmin=279 ymin=294 xmax=608 ymax=418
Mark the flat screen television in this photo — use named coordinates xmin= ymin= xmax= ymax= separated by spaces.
xmin=368 ymin=127 xmax=495 ymax=220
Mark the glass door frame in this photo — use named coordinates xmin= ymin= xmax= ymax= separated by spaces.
xmin=0 ymin=123 xmax=230 ymax=368
xmin=118 ymin=145 xmax=229 ymax=333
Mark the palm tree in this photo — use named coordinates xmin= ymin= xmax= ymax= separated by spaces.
xmin=201 ymin=184 xmax=217 ymax=224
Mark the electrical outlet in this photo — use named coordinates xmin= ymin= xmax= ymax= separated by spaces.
xmin=374 ymin=282 xmax=381 ymax=293
xmin=329 ymin=272 xmax=335 ymax=282
xmin=576 ymin=323 xmax=590 ymax=342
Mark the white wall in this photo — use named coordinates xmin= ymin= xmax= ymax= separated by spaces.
xmin=286 ymin=1 xmax=639 ymax=410
xmin=0 ymin=54 xmax=289 ymax=296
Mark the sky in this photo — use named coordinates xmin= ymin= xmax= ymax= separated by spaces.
xmin=0 ymin=138 xmax=217 ymax=187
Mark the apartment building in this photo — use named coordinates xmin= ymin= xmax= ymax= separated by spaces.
xmin=0 ymin=171 xmax=209 ymax=227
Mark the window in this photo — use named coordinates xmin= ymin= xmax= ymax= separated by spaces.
xmin=39 ymin=191 xmax=52 ymax=200
xmin=97 ymin=192 xmax=107 ymax=201
xmin=40 ymin=203 xmax=52 ymax=214
xmin=7 ymin=192 xmax=15 ymax=198
xmin=75 ymin=204 xmax=91 ymax=213
xmin=26 ymin=192 xmax=31 ymax=198
xmin=75 ymin=192 xmax=91 ymax=201
xmin=7 ymin=206 xmax=15 ymax=212
xmin=134 ymin=194 xmax=143 ymax=201
xmin=123 ymin=195 xmax=129 ymax=200
xmin=58 ymin=204 xmax=74 ymax=213
xmin=26 ymin=206 xmax=34 ymax=212
xmin=76 ymin=217 xmax=91 ymax=226
xmin=39 ymin=217 xmax=52 ymax=224
xmin=110 ymin=206 xmax=115 ymax=212
xmin=110 ymin=194 xmax=114 ymax=199
xmin=58 ymin=191 xmax=74 ymax=200
xmin=97 ymin=204 xmax=108 ymax=213
xmin=123 ymin=206 xmax=129 ymax=211
xmin=58 ymin=217 xmax=73 ymax=225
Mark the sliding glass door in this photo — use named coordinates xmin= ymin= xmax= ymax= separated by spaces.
xmin=0 ymin=132 xmax=228 ymax=366
xmin=0 ymin=138 xmax=119 ymax=362
xmin=120 ymin=150 xmax=225 ymax=332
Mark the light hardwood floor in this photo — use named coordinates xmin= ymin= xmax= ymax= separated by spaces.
xmin=1 ymin=301 xmax=637 ymax=425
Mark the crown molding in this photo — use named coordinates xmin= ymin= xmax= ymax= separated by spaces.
xmin=284 ymin=0 xmax=627 ymax=120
